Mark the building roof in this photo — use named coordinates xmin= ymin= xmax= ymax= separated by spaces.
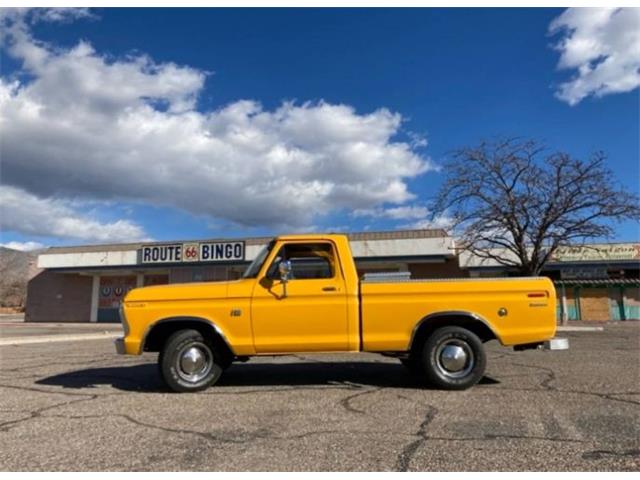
xmin=41 ymin=228 xmax=449 ymax=254
xmin=37 ymin=228 xmax=455 ymax=270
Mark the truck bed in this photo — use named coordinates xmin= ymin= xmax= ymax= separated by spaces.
xmin=360 ymin=276 xmax=557 ymax=351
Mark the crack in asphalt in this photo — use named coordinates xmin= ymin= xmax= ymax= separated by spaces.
xmin=339 ymin=386 xmax=384 ymax=415
xmin=45 ymin=412 xmax=272 ymax=445
xmin=389 ymin=390 xmax=590 ymax=471
xmin=42 ymin=410 xmax=421 ymax=446
xmin=508 ymin=361 xmax=557 ymax=391
xmin=482 ymin=358 xmax=640 ymax=407
xmin=0 ymin=394 xmax=99 ymax=432
xmin=566 ymin=389 xmax=640 ymax=407
xmin=481 ymin=433 xmax=585 ymax=443
xmin=479 ymin=384 xmax=640 ymax=407
xmin=0 ymin=382 xmax=128 ymax=432
xmin=394 ymin=405 xmax=439 ymax=471
xmin=582 ymin=449 xmax=640 ymax=460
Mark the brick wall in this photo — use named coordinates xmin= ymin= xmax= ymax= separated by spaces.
xmin=25 ymin=271 xmax=92 ymax=323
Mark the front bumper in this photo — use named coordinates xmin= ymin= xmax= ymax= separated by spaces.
xmin=114 ymin=337 xmax=126 ymax=355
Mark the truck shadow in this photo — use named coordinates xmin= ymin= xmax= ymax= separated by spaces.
xmin=36 ymin=361 xmax=499 ymax=393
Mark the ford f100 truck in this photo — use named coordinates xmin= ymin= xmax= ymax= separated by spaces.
xmin=115 ymin=234 xmax=568 ymax=392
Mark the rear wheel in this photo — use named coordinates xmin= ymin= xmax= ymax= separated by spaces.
xmin=159 ymin=329 xmax=223 ymax=392
xmin=421 ymin=326 xmax=486 ymax=390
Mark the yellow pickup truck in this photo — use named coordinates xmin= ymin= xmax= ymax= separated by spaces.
xmin=115 ymin=233 xmax=568 ymax=392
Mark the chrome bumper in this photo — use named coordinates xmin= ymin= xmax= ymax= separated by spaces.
xmin=114 ymin=337 xmax=126 ymax=355
xmin=543 ymin=337 xmax=569 ymax=350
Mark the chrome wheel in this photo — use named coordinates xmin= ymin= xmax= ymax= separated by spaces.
xmin=435 ymin=339 xmax=474 ymax=379
xmin=176 ymin=343 xmax=213 ymax=383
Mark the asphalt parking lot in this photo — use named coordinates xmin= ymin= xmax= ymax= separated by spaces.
xmin=0 ymin=322 xmax=638 ymax=471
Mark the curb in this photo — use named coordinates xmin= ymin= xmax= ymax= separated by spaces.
xmin=557 ymin=326 xmax=604 ymax=332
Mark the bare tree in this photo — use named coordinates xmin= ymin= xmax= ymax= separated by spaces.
xmin=432 ymin=138 xmax=640 ymax=275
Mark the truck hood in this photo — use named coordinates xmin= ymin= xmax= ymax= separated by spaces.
xmin=125 ymin=280 xmax=234 ymax=303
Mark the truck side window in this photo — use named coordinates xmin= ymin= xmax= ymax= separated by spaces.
xmin=267 ymin=243 xmax=335 ymax=279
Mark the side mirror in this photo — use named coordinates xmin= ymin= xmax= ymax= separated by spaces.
xmin=278 ymin=260 xmax=292 ymax=281
xmin=278 ymin=260 xmax=292 ymax=297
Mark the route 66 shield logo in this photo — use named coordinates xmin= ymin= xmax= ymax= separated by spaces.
xmin=183 ymin=243 xmax=199 ymax=262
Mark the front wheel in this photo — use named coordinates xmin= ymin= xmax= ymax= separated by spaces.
xmin=421 ymin=326 xmax=486 ymax=390
xmin=159 ymin=329 xmax=223 ymax=392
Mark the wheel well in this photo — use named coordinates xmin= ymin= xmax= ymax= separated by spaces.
xmin=410 ymin=314 xmax=498 ymax=354
xmin=143 ymin=318 xmax=234 ymax=364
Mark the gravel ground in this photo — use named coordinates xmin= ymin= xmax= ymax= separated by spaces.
xmin=0 ymin=323 xmax=638 ymax=471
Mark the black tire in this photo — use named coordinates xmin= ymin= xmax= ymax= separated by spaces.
xmin=421 ymin=326 xmax=486 ymax=390
xmin=159 ymin=329 xmax=223 ymax=393
xmin=400 ymin=356 xmax=424 ymax=376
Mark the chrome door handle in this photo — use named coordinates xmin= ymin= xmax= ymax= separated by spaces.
xmin=322 ymin=286 xmax=337 ymax=292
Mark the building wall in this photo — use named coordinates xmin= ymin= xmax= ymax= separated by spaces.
xmin=169 ymin=266 xmax=231 ymax=283
xmin=623 ymin=287 xmax=640 ymax=320
xmin=98 ymin=275 xmax=137 ymax=322
xmin=144 ymin=274 xmax=169 ymax=286
xmin=557 ymin=285 xmax=639 ymax=322
xmin=26 ymin=271 xmax=92 ymax=323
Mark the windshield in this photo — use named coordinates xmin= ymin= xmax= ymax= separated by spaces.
xmin=242 ymin=240 xmax=275 ymax=278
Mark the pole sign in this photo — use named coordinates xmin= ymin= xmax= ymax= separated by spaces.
xmin=141 ymin=241 xmax=245 ymax=264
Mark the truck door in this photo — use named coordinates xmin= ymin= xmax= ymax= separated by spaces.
xmin=250 ymin=241 xmax=349 ymax=353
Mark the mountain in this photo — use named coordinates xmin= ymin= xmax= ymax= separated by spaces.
xmin=0 ymin=247 xmax=41 ymax=310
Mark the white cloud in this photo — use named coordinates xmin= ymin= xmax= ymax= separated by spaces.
xmin=404 ymin=216 xmax=454 ymax=231
xmin=0 ymin=241 xmax=45 ymax=251
xmin=549 ymin=8 xmax=640 ymax=105
xmin=353 ymin=204 xmax=430 ymax=220
xmin=0 ymin=9 xmax=433 ymax=232
xmin=0 ymin=8 xmax=94 ymax=24
xmin=352 ymin=204 xmax=453 ymax=232
xmin=0 ymin=186 xmax=148 ymax=243
xmin=30 ymin=7 xmax=95 ymax=24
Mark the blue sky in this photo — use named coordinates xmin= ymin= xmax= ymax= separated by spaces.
xmin=1 ymin=7 xmax=638 ymax=249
